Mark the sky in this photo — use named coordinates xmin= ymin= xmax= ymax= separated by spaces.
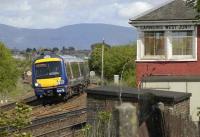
xmin=0 ymin=0 xmax=169 ymax=29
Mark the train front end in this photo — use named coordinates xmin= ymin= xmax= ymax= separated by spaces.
xmin=32 ymin=55 xmax=68 ymax=99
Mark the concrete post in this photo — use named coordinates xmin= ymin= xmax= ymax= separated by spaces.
xmin=113 ymin=103 xmax=138 ymax=137
xmin=114 ymin=75 xmax=119 ymax=85
xmin=198 ymin=117 xmax=200 ymax=137
xmin=157 ymin=102 xmax=165 ymax=112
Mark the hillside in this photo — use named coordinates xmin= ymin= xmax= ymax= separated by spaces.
xmin=0 ymin=23 xmax=137 ymax=49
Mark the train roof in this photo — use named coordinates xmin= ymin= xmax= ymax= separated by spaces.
xmin=59 ymin=55 xmax=85 ymax=63
xmin=33 ymin=54 xmax=85 ymax=63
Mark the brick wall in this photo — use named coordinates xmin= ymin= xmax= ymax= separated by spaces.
xmin=164 ymin=99 xmax=190 ymax=118
xmin=87 ymin=95 xmax=137 ymax=124
xmin=87 ymin=93 xmax=190 ymax=125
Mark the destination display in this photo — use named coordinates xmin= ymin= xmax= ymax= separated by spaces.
xmin=137 ymin=25 xmax=194 ymax=31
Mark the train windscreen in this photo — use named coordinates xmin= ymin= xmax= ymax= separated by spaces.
xmin=35 ymin=61 xmax=62 ymax=79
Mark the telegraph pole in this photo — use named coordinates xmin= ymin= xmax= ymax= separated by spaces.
xmin=101 ymin=38 xmax=105 ymax=85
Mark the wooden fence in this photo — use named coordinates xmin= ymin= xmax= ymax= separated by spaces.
xmin=138 ymin=106 xmax=200 ymax=137
xmin=163 ymin=111 xmax=199 ymax=137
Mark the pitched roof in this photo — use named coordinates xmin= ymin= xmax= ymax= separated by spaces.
xmin=130 ymin=0 xmax=198 ymax=22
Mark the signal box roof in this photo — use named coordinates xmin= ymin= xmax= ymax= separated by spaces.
xmin=130 ymin=0 xmax=198 ymax=24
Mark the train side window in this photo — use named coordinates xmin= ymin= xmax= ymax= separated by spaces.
xmin=79 ymin=63 xmax=85 ymax=76
xmin=78 ymin=62 xmax=82 ymax=76
xmin=84 ymin=62 xmax=89 ymax=75
xmin=65 ymin=62 xmax=73 ymax=79
xmin=71 ymin=62 xmax=80 ymax=79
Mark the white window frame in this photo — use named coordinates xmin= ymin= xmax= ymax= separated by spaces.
xmin=136 ymin=27 xmax=197 ymax=62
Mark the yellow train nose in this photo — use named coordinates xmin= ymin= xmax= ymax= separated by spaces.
xmin=36 ymin=77 xmax=61 ymax=88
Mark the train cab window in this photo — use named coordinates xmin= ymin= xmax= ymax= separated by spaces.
xmin=49 ymin=62 xmax=61 ymax=76
xmin=71 ymin=62 xmax=80 ymax=78
xmin=35 ymin=61 xmax=61 ymax=79
xmin=35 ymin=63 xmax=48 ymax=78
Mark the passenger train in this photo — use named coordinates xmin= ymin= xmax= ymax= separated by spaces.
xmin=32 ymin=54 xmax=89 ymax=100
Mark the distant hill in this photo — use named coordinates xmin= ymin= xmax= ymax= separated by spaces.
xmin=0 ymin=23 xmax=137 ymax=50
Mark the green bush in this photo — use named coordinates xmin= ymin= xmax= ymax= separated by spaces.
xmin=82 ymin=111 xmax=112 ymax=137
xmin=89 ymin=43 xmax=136 ymax=87
xmin=0 ymin=103 xmax=32 ymax=137
xmin=0 ymin=42 xmax=19 ymax=94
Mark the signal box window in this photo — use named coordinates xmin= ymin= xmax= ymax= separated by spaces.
xmin=172 ymin=31 xmax=193 ymax=56
xmin=144 ymin=32 xmax=165 ymax=56
xmin=138 ymin=29 xmax=196 ymax=61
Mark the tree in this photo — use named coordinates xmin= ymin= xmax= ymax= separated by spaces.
xmin=62 ymin=46 xmax=66 ymax=51
xmin=0 ymin=42 xmax=19 ymax=95
xmin=103 ymin=45 xmax=136 ymax=86
xmin=68 ymin=46 xmax=75 ymax=51
xmin=89 ymin=43 xmax=111 ymax=76
xmin=52 ymin=47 xmax=59 ymax=53
xmin=186 ymin=0 xmax=200 ymax=18
xmin=91 ymin=42 xmax=111 ymax=50
xmin=89 ymin=43 xmax=136 ymax=86
xmin=32 ymin=48 xmax=37 ymax=53
xmin=25 ymin=48 xmax=32 ymax=53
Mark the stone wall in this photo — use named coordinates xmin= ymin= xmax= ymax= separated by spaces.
xmin=165 ymin=99 xmax=190 ymax=118
xmin=86 ymin=86 xmax=191 ymax=125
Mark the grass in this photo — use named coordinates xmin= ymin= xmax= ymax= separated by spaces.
xmin=7 ymin=78 xmax=33 ymax=102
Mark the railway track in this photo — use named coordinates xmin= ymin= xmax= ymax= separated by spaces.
xmin=0 ymin=95 xmax=37 ymax=111
xmin=0 ymin=93 xmax=87 ymax=137
xmin=24 ymin=107 xmax=87 ymax=137
xmin=0 ymin=92 xmax=85 ymax=112
xmin=35 ymin=123 xmax=84 ymax=137
xmin=31 ymin=93 xmax=86 ymax=118
xmin=0 ymin=83 xmax=96 ymax=112
xmin=1 ymin=91 xmax=87 ymax=136
xmin=24 ymin=93 xmax=86 ymax=137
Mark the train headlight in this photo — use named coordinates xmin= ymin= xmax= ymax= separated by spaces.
xmin=35 ymin=83 xmax=41 ymax=87
xmin=58 ymin=79 xmax=65 ymax=85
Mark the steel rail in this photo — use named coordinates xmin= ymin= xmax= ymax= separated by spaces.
xmin=24 ymin=107 xmax=86 ymax=129
xmin=35 ymin=122 xmax=86 ymax=137
xmin=0 ymin=96 xmax=37 ymax=111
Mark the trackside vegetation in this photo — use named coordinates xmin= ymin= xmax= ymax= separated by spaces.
xmin=0 ymin=42 xmax=19 ymax=96
xmin=82 ymin=111 xmax=113 ymax=137
xmin=0 ymin=42 xmax=32 ymax=101
xmin=89 ymin=43 xmax=136 ymax=87
xmin=0 ymin=103 xmax=32 ymax=137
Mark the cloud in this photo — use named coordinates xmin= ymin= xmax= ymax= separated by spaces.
xmin=118 ymin=2 xmax=153 ymax=19
xmin=0 ymin=16 xmax=33 ymax=28
xmin=0 ymin=0 xmax=169 ymax=28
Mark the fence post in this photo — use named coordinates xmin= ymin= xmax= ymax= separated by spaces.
xmin=157 ymin=102 xmax=165 ymax=112
xmin=199 ymin=117 xmax=200 ymax=137
xmin=113 ymin=103 xmax=138 ymax=137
